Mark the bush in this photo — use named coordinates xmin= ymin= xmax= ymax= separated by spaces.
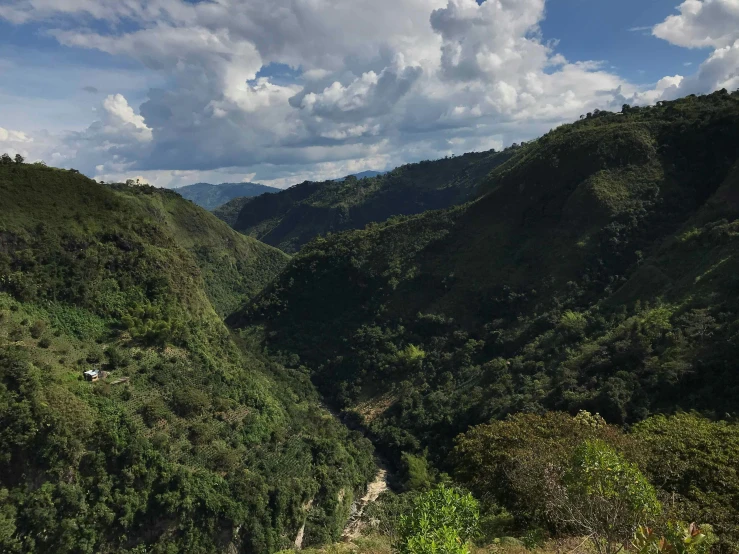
xmin=632 ymin=413 xmax=739 ymax=553
xmin=395 ymin=485 xmax=479 ymax=554
xmin=86 ymin=348 xmax=103 ymax=364
xmin=38 ymin=337 xmax=51 ymax=349
xmin=401 ymin=452 xmax=434 ymax=492
xmin=140 ymin=398 xmax=171 ymax=426
xmin=453 ymin=411 xmax=638 ymax=522
xmin=545 ymin=440 xmax=661 ymax=554
xmin=30 ymin=320 xmax=46 ymax=339
xmin=633 ymin=522 xmax=716 ymax=554
xmin=171 ymin=387 xmax=211 ymax=418
xmin=105 ymin=346 xmax=129 ymax=369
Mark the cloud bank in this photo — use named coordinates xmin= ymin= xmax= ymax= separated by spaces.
xmin=1 ymin=0 xmax=737 ymax=187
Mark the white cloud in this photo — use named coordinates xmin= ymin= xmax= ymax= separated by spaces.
xmin=0 ymin=127 xmax=32 ymax=143
xmin=102 ymin=94 xmax=152 ymax=141
xmin=653 ymin=0 xmax=739 ymax=48
xmin=1 ymin=0 xmax=738 ymax=186
xmin=636 ymin=0 xmax=739 ymax=102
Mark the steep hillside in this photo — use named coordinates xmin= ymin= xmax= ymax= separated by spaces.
xmin=176 ymin=181 xmax=279 ymax=210
xmin=0 ymin=165 xmax=374 ymax=554
xmin=213 ymin=195 xmax=254 ymax=227
xmin=231 ymin=149 xmax=514 ymax=253
xmin=232 ymin=90 xmax=739 ymax=460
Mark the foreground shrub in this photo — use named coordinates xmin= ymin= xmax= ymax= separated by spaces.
xmin=545 ymin=440 xmax=660 ymax=554
xmin=395 ymin=485 xmax=479 ymax=554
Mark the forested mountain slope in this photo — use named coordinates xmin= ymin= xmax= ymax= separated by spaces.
xmin=176 ymin=181 xmax=279 ymax=210
xmin=232 ymin=89 xmax=739 ymax=460
xmin=230 ymin=149 xmax=515 ymax=253
xmin=213 ymin=195 xmax=254 ymax=227
xmin=0 ymin=165 xmax=375 ymax=553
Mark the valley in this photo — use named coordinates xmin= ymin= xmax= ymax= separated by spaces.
xmin=2 ymin=90 xmax=739 ymax=554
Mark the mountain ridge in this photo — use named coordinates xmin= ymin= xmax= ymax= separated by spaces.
xmin=176 ymin=181 xmax=280 ymax=210
xmin=228 ymin=149 xmax=516 ymax=253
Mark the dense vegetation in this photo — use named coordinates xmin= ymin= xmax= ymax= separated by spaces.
xmin=231 ymin=90 xmax=739 ymax=549
xmin=357 ymin=413 xmax=724 ymax=554
xmin=176 ymin=181 xmax=279 ymax=211
xmin=0 ymin=164 xmax=375 ymax=553
xmin=213 ymin=195 xmax=254 ymax=227
xmin=5 ymin=89 xmax=739 ymax=554
xmin=229 ymin=150 xmax=515 ymax=253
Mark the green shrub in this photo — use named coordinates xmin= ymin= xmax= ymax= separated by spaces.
xmin=172 ymin=387 xmax=211 ymax=418
xmin=453 ymin=411 xmax=637 ymax=522
xmin=395 ymin=485 xmax=479 ymax=554
xmin=29 ymin=320 xmax=46 ymax=339
xmin=633 ymin=522 xmax=716 ymax=554
xmin=632 ymin=413 xmax=739 ymax=553
xmin=401 ymin=452 xmax=434 ymax=492
xmin=104 ymin=346 xmax=129 ymax=369
xmin=85 ymin=347 xmax=103 ymax=364
xmin=140 ymin=398 xmax=171 ymax=426
xmin=546 ymin=440 xmax=661 ymax=554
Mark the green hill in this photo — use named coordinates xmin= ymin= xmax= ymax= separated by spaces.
xmin=176 ymin=182 xmax=279 ymax=210
xmin=231 ymin=89 xmax=739 ymax=460
xmin=213 ymin=195 xmax=254 ymax=227
xmin=230 ymin=149 xmax=515 ymax=253
xmin=0 ymin=165 xmax=375 ymax=553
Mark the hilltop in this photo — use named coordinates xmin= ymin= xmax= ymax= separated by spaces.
xmin=229 ymin=149 xmax=514 ymax=253
xmin=176 ymin=181 xmax=279 ymax=210
xmin=0 ymin=165 xmax=375 ymax=553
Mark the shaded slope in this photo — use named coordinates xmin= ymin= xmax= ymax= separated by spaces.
xmin=231 ymin=149 xmax=514 ymax=253
xmin=0 ymin=165 xmax=374 ymax=554
xmin=213 ymin=195 xmax=253 ymax=227
xmin=176 ymin=181 xmax=279 ymax=210
xmin=231 ymin=90 xmax=739 ymax=462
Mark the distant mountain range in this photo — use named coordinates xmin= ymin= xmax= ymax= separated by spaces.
xmin=176 ymin=182 xmax=280 ymax=210
xmin=334 ymin=170 xmax=384 ymax=181
xmin=176 ymin=172 xmax=384 ymax=211
xmin=222 ymin=153 xmax=513 ymax=253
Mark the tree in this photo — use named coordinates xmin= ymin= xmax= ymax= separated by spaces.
xmin=13 ymin=154 xmax=23 ymax=164
xmin=632 ymin=414 xmax=739 ymax=553
xmin=0 ymin=154 xmax=11 ymax=165
xmin=678 ymin=309 xmax=716 ymax=344
xmin=545 ymin=440 xmax=661 ymax=554
xmin=453 ymin=411 xmax=637 ymax=523
xmin=395 ymin=485 xmax=479 ymax=554
xmin=401 ymin=451 xmax=434 ymax=492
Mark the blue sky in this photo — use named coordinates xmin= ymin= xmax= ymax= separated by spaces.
xmin=0 ymin=0 xmax=737 ymax=188
xmin=539 ymin=0 xmax=710 ymax=83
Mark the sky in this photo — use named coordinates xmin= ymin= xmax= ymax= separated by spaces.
xmin=0 ymin=0 xmax=738 ymax=189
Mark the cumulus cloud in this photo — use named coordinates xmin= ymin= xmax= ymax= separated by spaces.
xmin=653 ymin=0 xmax=739 ymax=48
xmin=1 ymin=0 xmax=737 ymax=185
xmin=638 ymin=0 xmax=739 ymax=102
xmin=0 ymin=127 xmax=32 ymax=144
xmin=431 ymin=0 xmax=548 ymax=82
xmin=294 ymin=58 xmax=423 ymax=122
